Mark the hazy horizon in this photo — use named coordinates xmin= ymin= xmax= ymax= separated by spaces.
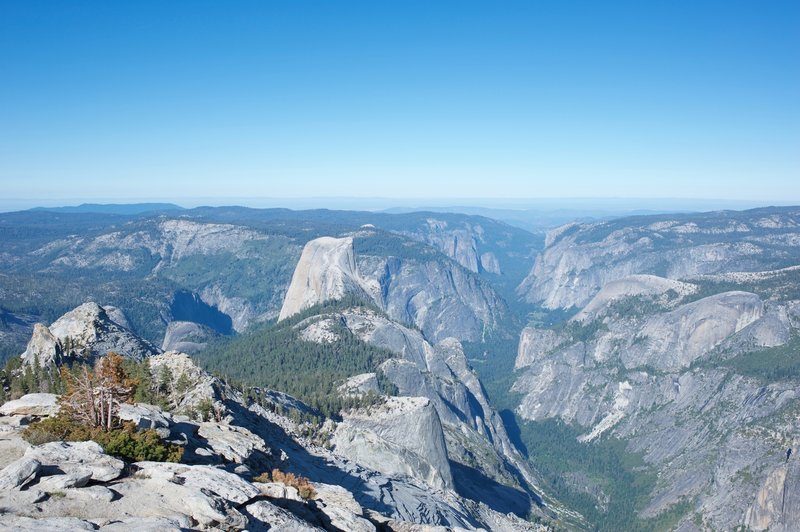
xmin=2 ymin=195 xmax=797 ymax=220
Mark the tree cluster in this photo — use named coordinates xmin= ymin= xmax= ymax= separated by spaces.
xmin=195 ymin=300 xmax=396 ymax=419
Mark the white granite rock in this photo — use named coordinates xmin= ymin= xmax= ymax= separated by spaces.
xmin=0 ymin=457 xmax=40 ymax=489
xmin=25 ymin=441 xmax=124 ymax=482
xmin=0 ymin=393 xmax=60 ymax=417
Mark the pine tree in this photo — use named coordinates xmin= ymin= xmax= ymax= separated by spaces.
xmin=175 ymin=372 xmax=192 ymax=396
xmin=157 ymin=365 xmax=174 ymax=398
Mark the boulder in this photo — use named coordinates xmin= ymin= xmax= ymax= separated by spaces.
xmin=118 ymin=403 xmax=171 ymax=438
xmin=65 ymin=485 xmax=116 ymax=502
xmin=197 ymin=422 xmax=268 ymax=464
xmin=0 ymin=488 xmax=47 ymax=506
xmin=0 ymin=457 xmax=40 ymax=489
xmin=318 ymin=505 xmax=376 ymax=532
xmin=178 ymin=464 xmax=261 ymax=503
xmin=25 ymin=441 xmax=124 ymax=482
xmin=35 ymin=468 xmax=92 ymax=490
xmin=245 ymin=500 xmax=322 ymax=531
xmin=256 ymin=481 xmax=303 ymax=502
xmin=313 ymin=482 xmax=364 ymax=515
xmin=0 ymin=393 xmax=60 ymax=417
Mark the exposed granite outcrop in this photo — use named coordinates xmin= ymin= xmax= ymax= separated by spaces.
xmin=20 ymin=302 xmax=158 ymax=366
xmin=280 ymin=236 xmax=510 ymax=342
xmin=332 ymin=396 xmax=453 ymax=490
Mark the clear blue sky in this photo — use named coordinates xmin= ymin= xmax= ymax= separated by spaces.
xmin=1 ymin=1 xmax=798 ymax=204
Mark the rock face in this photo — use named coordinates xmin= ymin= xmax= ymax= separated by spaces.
xmin=19 ymin=324 xmax=62 ymax=367
xmin=480 ymin=251 xmax=502 ymax=274
xmin=333 ymin=396 xmax=453 ymax=490
xmin=508 ymin=207 xmax=800 ymax=530
xmin=572 ymin=274 xmax=696 ymax=322
xmin=518 ymin=207 xmax=800 ymax=309
xmin=407 ymin=219 xmax=482 ymax=273
xmin=745 ymin=459 xmax=800 ymax=531
xmin=357 ymin=253 xmax=510 ymax=342
xmin=298 ymin=307 xmax=538 ymax=511
xmin=513 ymin=284 xmax=800 ymax=528
xmin=280 ymin=236 xmax=511 ymax=342
xmin=161 ymin=320 xmax=218 ymax=354
xmin=21 ymin=302 xmax=158 ymax=366
xmin=279 ymin=237 xmax=366 ymax=321
xmin=629 ymin=291 xmax=763 ymax=371
xmin=389 ymin=215 xmax=536 ymax=277
xmin=515 ymin=329 xmax=566 ymax=370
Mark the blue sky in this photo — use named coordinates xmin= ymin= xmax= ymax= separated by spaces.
xmin=1 ymin=1 xmax=798 ymax=206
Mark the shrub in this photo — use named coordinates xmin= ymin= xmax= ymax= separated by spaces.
xmin=22 ymin=415 xmax=92 ymax=444
xmin=197 ymin=399 xmax=215 ymax=422
xmin=22 ymin=417 xmax=183 ymax=463
xmin=252 ymin=471 xmax=271 ymax=483
xmin=21 ymin=425 xmax=63 ymax=446
xmin=94 ymin=422 xmax=184 ymax=462
xmin=271 ymin=468 xmax=317 ymax=500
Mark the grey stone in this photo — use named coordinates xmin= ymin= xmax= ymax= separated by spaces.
xmin=314 ymin=483 xmax=375 ymax=532
xmin=0 ymin=393 xmax=60 ymax=417
xmin=256 ymin=481 xmax=303 ymax=502
xmin=245 ymin=499 xmax=321 ymax=531
xmin=35 ymin=468 xmax=92 ymax=490
xmin=332 ymin=396 xmax=453 ymax=490
xmin=278 ymin=235 xmax=510 ymax=343
xmin=0 ymin=457 xmax=40 ymax=489
xmin=66 ymin=485 xmax=115 ymax=502
xmin=97 ymin=516 xmax=191 ymax=531
xmin=25 ymin=441 xmax=124 ymax=482
xmin=118 ymin=403 xmax=171 ymax=438
xmin=197 ymin=422 xmax=268 ymax=464
xmin=0 ymin=516 xmax=96 ymax=531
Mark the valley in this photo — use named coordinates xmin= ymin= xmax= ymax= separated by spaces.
xmin=1 ymin=204 xmax=799 ymax=530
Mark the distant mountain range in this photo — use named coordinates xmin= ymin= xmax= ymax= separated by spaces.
xmin=30 ymin=203 xmax=184 ymax=215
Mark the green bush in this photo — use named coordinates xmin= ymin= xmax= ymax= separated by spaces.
xmin=23 ymin=417 xmax=183 ymax=463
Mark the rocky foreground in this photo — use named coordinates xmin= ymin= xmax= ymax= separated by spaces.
xmin=0 ymin=352 xmax=541 ymax=531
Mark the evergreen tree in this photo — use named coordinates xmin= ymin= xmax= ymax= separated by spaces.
xmin=157 ymin=365 xmax=174 ymax=398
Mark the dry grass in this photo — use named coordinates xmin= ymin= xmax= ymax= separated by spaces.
xmin=270 ymin=468 xmax=317 ymax=500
